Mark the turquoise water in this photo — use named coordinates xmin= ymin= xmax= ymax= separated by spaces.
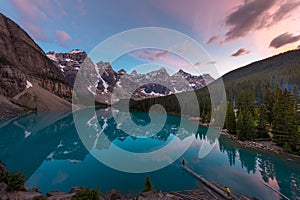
xmin=0 ymin=108 xmax=299 ymax=199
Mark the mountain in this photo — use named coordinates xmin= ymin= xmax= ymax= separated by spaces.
xmin=0 ymin=12 xmax=214 ymax=115
xmin=47 ymin=51 xmax=214 ymax=103
xmin=222 ymin=49 xmax=300 ymax=101
xmin=0 ymin=13 xmax=74 ymax=117
xmin=0 ymin=13 xmax=72 ymax=99
xmin=129 ymin=49 xmax=300 ymax=115
xmin=46 ymin=50 xmax=87 ymax=86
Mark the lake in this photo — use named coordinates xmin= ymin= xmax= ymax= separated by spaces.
xmin=0 ymin=108 xmax=299 ymax=199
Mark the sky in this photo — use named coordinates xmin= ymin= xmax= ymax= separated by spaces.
xmin=1 ymin=0 xmax=300 ymax=77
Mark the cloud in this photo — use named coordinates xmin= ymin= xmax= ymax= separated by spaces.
xmin=272 ymin=1 xmax=300 ymax=23
xmin=223 ymin=0 xmax=300 ymax=43
xmin=55 ymin=30 xmax=72 ymax=47
xmin=10 ymin=0 xmax=50 ymax=22
xmin=269 ymin=32 xmax=300 ymax=49
xmin=223 ymin=0 xmax=276 ymax=42
xmin=298 ymin=45 xmax=300 ymax=49
xmin=208 ymin=61 xmax=216 ymax=64
xmin=10 ymin=0 xmax=68 ymax=42
xmin=206 ymin=35 xmax=219 ymax=44
xmin=231 ymin=48 xmax=250 ymax=57
xmin=23 ymin=23 xmax=48 ymax=42
xmin=130 ymin=49 xmax=170 ymax=61
xmin=194 ymin=61 xmax=201 ymax=66
xmin=128 ymin=49 xmax=199 ymax=74
xmin=76 ymin=0 xmax=87 ymax=15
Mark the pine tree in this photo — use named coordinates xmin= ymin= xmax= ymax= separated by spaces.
xmin=143 ymin=176 xmax=153 ymax=192
xmin=272 ymin=86 xmax=299 ymax=153
xmin=237 ymin=111 xmax=256 ymax=141
xmin=237 ymin=112 xmax=246 ymax=140
xmin=225 ymin=103 xmax=236 ymax=134
xmin=263 ymin=88 xmax=274 ymax=126
xmin=257 ymin=104 xmax=268 ymax=139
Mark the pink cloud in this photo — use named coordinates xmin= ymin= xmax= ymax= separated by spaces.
xmin=206 ymin=35 xmax=219 ymax=45
xmin=208 ymin=61 xmax=217 ymax=64
xmin=10 ymin=0 xmax=68 ymax=43
xmin=76 ymin=0 xmax=87 ymax=16
xmin=23 ymin=23 xmax=48 ymax=42
xmin=231 ymin=48 xmax=250 ymax=57
xmin=10 ymin=0 xmax=52 ymax=22
xmin=55 ymin=30 xmax=72 ymax=47
xmin=130 ymin=49 xmax=170 ymax=61
xmin=223 ymin=0 xmax=300 ymax=43
xmin=151 ymin=0 xmax=240 ymax=39
xmin=194 ymin=61 xmax=201 ymax=66
xmin=129 ymin=49 xmax=201 ymax=74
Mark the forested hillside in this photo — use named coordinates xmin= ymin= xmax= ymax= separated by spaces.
xmin=129 ymin=49 xmax=300 ymax=155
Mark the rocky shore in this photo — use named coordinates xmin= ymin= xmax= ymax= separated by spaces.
xmin=220 ymin=130 xmax=300 ymax=161
xmin=0 ymin=160 xmax=187 ymax=200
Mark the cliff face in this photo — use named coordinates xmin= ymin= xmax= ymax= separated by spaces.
xmin=0 ymin=13 xmax=72 ymax=99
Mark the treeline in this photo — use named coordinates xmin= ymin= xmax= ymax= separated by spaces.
xmin=129 ymin=50 xmax=300 ymax=155
xmin=225 ymin=85 xmax=300 ymax=155
xmin=129 ymin=84 xmax=300 ymax=155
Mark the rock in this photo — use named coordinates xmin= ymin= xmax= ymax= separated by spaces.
xmin=102 ymin=189 xmax=126 ymax=200
xmin=46 ymin=190 xmax=76 ymax=200
xmin=47 ymin=191 xmax=68 ymax=197
xmin=0 ymin=160 xmax=7 ymax=172
xmin=0 ymin=182 xmax=7 ymax=192
xmin=30 ymin=187 xmax=40 ymax=192
xmin=47 ymin=193 xmax=75 ymax=200
xmin=69 ymin=186 xmax=84 ymax=194
xmin=0 ymin=190 xmax=42 ymax=200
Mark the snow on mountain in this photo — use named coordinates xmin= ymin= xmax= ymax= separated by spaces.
xmin=46 ymin=50 xmax=215 ymax=104
xmin=26 ymin=80 xmax=33 ymax=89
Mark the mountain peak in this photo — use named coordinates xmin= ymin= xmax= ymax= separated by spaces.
xmin=0 ymin=13 xmax=71 ymax=98
xmin=118 ymin=69 xmax=127 ymax=75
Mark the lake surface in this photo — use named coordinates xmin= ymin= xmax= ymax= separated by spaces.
xmin=0 ymin=108 xmax=299 ymax=199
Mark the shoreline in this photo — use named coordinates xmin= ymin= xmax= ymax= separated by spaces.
xmin=219 ymin=130 xmax=300 ymax=162
xmin=186 ymin=116 xmax=300 ymax=161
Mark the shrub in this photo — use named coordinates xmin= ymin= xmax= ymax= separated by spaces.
xmin=0 ymin=172 xmax=25 ymax=191
xmin=71 ymin=188 xmax=100 ymax=200
xmin=33 ymin=196 xmax=46 ymax=200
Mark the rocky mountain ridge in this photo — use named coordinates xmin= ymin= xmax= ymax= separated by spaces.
xmin=0 ymin=12 xmax=213 ymax=118
xmin=0 ymin=13 xmax=74 ymax=118
xmin=47 ymin=50 xmax=214 ymax=103
xmin=0 ymin=13 xmax=72 ymax=100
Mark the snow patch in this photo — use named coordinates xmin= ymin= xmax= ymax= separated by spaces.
xmin=87 ymin=85 xmax=96 ymax=96
xmin=26 ymin=80 xmax=33 ymax=89
xmin=141 ymin=89 xmax=164 ymax=96
xmin=174 ymin=88 xmax=184 ymax=93
xmin=46 ymin=54 xmax=58 ymax=61
xmin=70 ymin=49 xmax=83 ymax=54
xmin=100 ymin=77 xmax=109 ymax=93
xmin=116 ymin=81 xmax=122 ymax=87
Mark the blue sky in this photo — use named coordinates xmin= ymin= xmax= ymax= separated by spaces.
xmin=1 ymin=0 xmax=300 ymax=77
